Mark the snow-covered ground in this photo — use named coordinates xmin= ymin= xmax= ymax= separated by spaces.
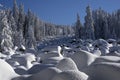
xmin=0 ymin=37 xmax=120 ymax=80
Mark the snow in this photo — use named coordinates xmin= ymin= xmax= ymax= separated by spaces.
xmin=84 ymin=62 xmax=120 ymax=80
xmin=0 ymin=59 xmax=19 ymax=80
xmin=70 ymin=50 xmax=97 ymax=70
xmin=52 ymin=70 xmax=89 ymax=80
xmin=27 ymin=67 xmax=61 ymax=80
xmin=56 ymin=58 xmax=78 ymax=71
xmin=1 ymin=30 xmax=120 ymax=80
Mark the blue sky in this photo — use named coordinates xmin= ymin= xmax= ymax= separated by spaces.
xmin=0 ymin=0 xmax=120 ymax=25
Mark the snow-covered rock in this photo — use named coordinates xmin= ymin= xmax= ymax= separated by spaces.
xmin=42 ymin=57 xmax=63 ymax=65
xmin=39 ymin=53 xmax=62 ymax=61
xmin=25 ymin=48 xmax=37 ymax=55
xmin=27 ymin=64 xmax=54 ymax=74
xmin=56 ymin=58 xmax=78 ymax=71
xmin=92 ymin=48 xmax=101 ymax=56
xmin=84 ymin=62 xmax=120 ymax=80
xmin=93 ymin=56 xmax=120 ymax=64
xmin=52 ymin=70 xmax=89 ymax=80
xmin=11 ymin=53 xmax=36 ymax=69
xmin=70 ymin=50 xmax=97 ymax=70
xmin=0 ymin=59 xmax=18 ymax=80
xmin=14 ymin=66 xmax=27 ymax=75
xmin=27 ymin=67 xmax=61 ymax=80
xmin=93 ymin=39 xmax=110 ymax=55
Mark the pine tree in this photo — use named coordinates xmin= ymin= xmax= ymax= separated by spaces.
xmin=75 ymin=13 xmax=83 ymax=38
xmin=0 ymin=11 xmax=13 ymax=50
xmin=13 ymin=0 xmax=19 ymax=24
xmin=34 ymin=16 xmax=41 ymax=41
xmin=15 ymin=3 xmax=25 ymax=46
xmin=25 ymin=9 xmax=36 ymax=48
xmin=84 ymin=5 xmax=95 ymax=40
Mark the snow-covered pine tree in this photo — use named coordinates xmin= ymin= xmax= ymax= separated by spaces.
xmin=15 ymin=3 xmax=25 ymax=47
xmin=25 ymin=9 xmax=36 ymax=48
xmin=84 ymin=5 xmax=95 ymax=40
xmin=0 ymin=11 xmax=13 ymax=50
xmin=13 ymin=0 xmax=19 ymax=24
xmin=75 ymin=13 xmax=83 ymax=38
xmin=34 ymin=16 xmax=41 ymax=41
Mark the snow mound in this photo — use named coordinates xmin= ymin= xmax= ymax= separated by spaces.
xmin=92 ymin=49 xmax=101 ymax=56
xmin=85 ymin=62 xmax=120 ymax=80
xmin=93 ymin=56 xmax=120 ymax=63
xmin=27 ymin=67 xmax=61 ymax=80
xmin=93 ymin=39 xmax=110 ymax=55
xmin=14 ymin=66 xmax=27 ymax=75
xmin=11 ymin=53 xmax=36 ymax=69
xmin=52 ymin=70 xmax=88 ymax=80
xmin=42 ymin=57 xmax=63 ymax=65
xmin=0 ymin=59 xmax=18 ymax=80
xmin=39 ymin=52 xmax=63 ymax=61
xmin=56 ymin=58 xmax=78 ymax=71
xmin=27 ymin=64 xmax=54 ymax=74
xmin=25 ymin=48 xmax=37 ymax=55
xmin=70 ymin=50 xmax=97 ymax=70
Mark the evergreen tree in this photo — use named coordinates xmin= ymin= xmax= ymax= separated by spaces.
xmin=84 ymin=5 xmax=95 ymax=40
xmin=13 ymin=0 xmax=19 ymax=24
xmin=0 ymin=11 xmax=13 ymax=50
xmin=75 ymin=13 xmax=83 ymax=38
xmin=25 ymin=9 xmax=36 ymax=48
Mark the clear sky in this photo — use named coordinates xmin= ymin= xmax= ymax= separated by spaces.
xmin=0 ymin=0 xmax=120 ymax=25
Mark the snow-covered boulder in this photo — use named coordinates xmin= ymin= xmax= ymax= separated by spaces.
xmin=70 ymin=50 xmax=97 ymax=70
xmin=107 ymin=39 xmax=116 ymax=46
xmin=93 ymin=56 xmax=120 ymax=64
xmin=14 ymin=66 xmax=27 ymax=75
xmin=109 ymin=46 xmax=120 ymax=53
xmin=27 ymin=67 xmax=61 ymax=80
xmin=17 ymin=45 xmax=26 ymax=52
xmin=52 ymin=70 xmax=89 ymax=80
xmin=92 ymin=48 xmax=101 ymax=56
xmin=93 ymin=39 xmax=110 ymax=55
xmin=42 ymin=57 xmax=63 ymax=65
xmin=39 ymin=53 xmax=62 ymax=61
xmin=84 ymin=62 xmax=120 ymax=80
xmin=56 ymin=58 xmax=78 ymax=71
xmin=25 ymin=48 xmax=37 ymax=55
xmin=27 ymin=64 xmax=54 ymax=74
xmin=11 ymin=53 xmax=36 ymax=69
xmin=6 ymin=59 xmax=20 ymax=67
xmin=0 ymin=59 xmax=18 ymax=80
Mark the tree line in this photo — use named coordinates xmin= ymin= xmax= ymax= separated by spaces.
xmin=0 ymin=0 xmax=74 ymax=50
xmin=75 ymin=5 xmax=120 ymax=40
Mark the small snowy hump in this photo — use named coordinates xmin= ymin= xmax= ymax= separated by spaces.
xmin=27 ymin=67 xmax=61 ymax=80
xmin=93 ymin=39 xmax=109 ymax=47
xmin=70 ymin=50 xmax=97 ymax=70
xmin=52 ymin=70 xmax=88 ymax=80
xmin=86 ymin=62 xmax=120 ymax=80
xmin=56 ymin=58 xmax=78 ymax=71
xmin=0 ymin=59 xmax=18 ymax=80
